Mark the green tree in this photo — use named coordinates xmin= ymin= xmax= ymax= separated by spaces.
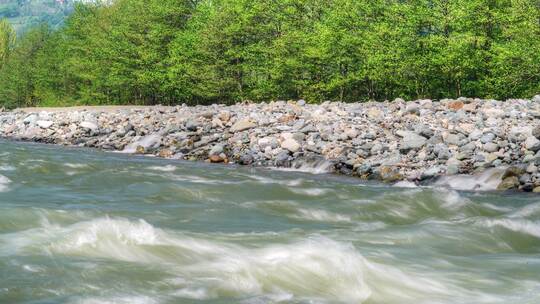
xmin=0 ymin=18 xmax=16 ymax=67
xmin=0 ymin=25 xmax=49 ymax=108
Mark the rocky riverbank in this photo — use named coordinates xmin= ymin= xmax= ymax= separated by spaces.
xmin=2 ymin=97 xmax=540 ymax=192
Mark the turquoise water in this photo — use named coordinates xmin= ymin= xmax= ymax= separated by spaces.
xmin=0 ymin=139 xmax=539 ymax=304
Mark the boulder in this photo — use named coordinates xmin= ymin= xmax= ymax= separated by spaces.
xmin=281 ymin=138 xmax=301 ymax=153
xmin=209 ymin=144 xmax=224 ymax=156
xmin=377 ymin=166 xmax=403 ymax=183
xmin=525 ymin=136 xmax=540 ymax=152
xmin=398 ymin=131 xmax=427 ymax=152
xmin=497 ymin=176 xmax=519 ymax=191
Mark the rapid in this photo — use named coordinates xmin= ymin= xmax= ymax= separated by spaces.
xmin=0 ymin=139 xmax=539 ymax=304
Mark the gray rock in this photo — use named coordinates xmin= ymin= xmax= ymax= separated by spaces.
xmin=356 ymin=163 xmax=372 ymax=176
xmin=519 ymin=173 xmax=532 ymax=184
xmin=258 ymin=137 xmax=278 ymax=150
xmin=415 ymin=124 xmax=434 ymax=138
xmin=533 ymin=125 xmax=540 ymax=139
xmin=456 ymin=151 xmax=471 ymax=160
xmin=274 ymin=151 xmax=291 ymax=167
xmin=525 ymin=136 xmax=540 ymax=152
xmin=239 ymin=152 xmax=255 ymax=165
xmin=186 ymin=120 xmax=199 ymax=131
xmin=483 ymin=142 xmax=499 ymax=153
xmin=480 ymin=133 xmax=496 ymax=144
xmin=444 ymin=134 xmax=461 ymax=146
xmin=433 ymin=143 xmax=451 ymax=160
xmin=398 ymin=131 xmax=427 ymax=152
xmin=371 ymin=143 xmax=383 ymax=154
xmin=209 ymin=144 xmax=224 ymax=156
xmin=469 ymin=129 xmax=483 ymax=141
xmin=461 ymin=142 xmax=476 ymax=152
xmin=533 ymin=95 xmax=540 ymax=103
xmin=405 ymin=103 xmax=420 ymax=115
xmin=446 ymin=158 xmax=461 ymax=175
xmin=421 ymin=166 xmax=443 ymax=180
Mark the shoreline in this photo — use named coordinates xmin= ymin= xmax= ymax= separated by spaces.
xmin=2 ymin=98 xmax=540 ymax=192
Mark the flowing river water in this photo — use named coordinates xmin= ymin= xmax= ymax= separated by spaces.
xmin=0 ymin=139 xmax=539 ymax=304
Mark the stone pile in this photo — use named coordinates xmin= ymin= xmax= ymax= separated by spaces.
xmin=2 ymin=96 xmax=540 ymax=191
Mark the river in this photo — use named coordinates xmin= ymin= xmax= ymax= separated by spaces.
xmin=0 ymin=139 xmax=539 ymax=303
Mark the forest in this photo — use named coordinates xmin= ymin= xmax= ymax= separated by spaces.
xmin=0 ymin=0 xmax=539 ymax=108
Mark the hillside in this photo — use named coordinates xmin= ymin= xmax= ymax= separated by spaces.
xmin=0 ymin=0 xmax=74 ymax=33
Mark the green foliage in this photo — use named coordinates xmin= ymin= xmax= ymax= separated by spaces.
xmin=0 ymin=0 xmax=539 ymax=108
xmin=0 ymin=18 xmax=16 ymax=66
xmin=0 ymin=25 xmax=49 ymax=108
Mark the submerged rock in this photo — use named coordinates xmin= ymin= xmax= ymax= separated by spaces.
xmin=376 ymin=166 xmax=403 ymax=183
xmin=497 ymin=176 xmax=520 ymax=191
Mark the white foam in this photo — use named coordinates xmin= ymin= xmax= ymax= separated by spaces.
xmin=4 ymin=217 xmax=523 ymax=303
xmin=0 ymin=165 xmax=16 ymax=171
xmin=172 ymin=287 xmax=210 ymax=300
xmin=438 ymin=189 xmax=468 ymax=210
xmin=147 ymin=165 xmax=176 ymax=172
xmin=64 ymin=163 xmax=89 ymax=169
xmin=10 ymin=218 xmax=372 ymax=303
xmin=353 ymin=221 xmax=387 ymax=232
xmin=435 ymin=168 xmax=506 ymax=191
xmin=75 ymin=296 xmax=159 ymax=304
xmin=0 ymin=174 xmax=11 ymax=192
xmin=393 ymin=181 xmax=418 ymax=188
xmin=294 ymin=208 xmax=352 ymax=223
xmin=478 ymin=218 xmax=540 ymax=238
xmin=510 ymin=203 xmax=540 ymax=219
xmin=22 ymin=264 xmax=44 ymax=273
xmin=289 ymin=188 xmax=329 ymax=196
xmin=271 ymin=157 xmax=335 ymax=174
